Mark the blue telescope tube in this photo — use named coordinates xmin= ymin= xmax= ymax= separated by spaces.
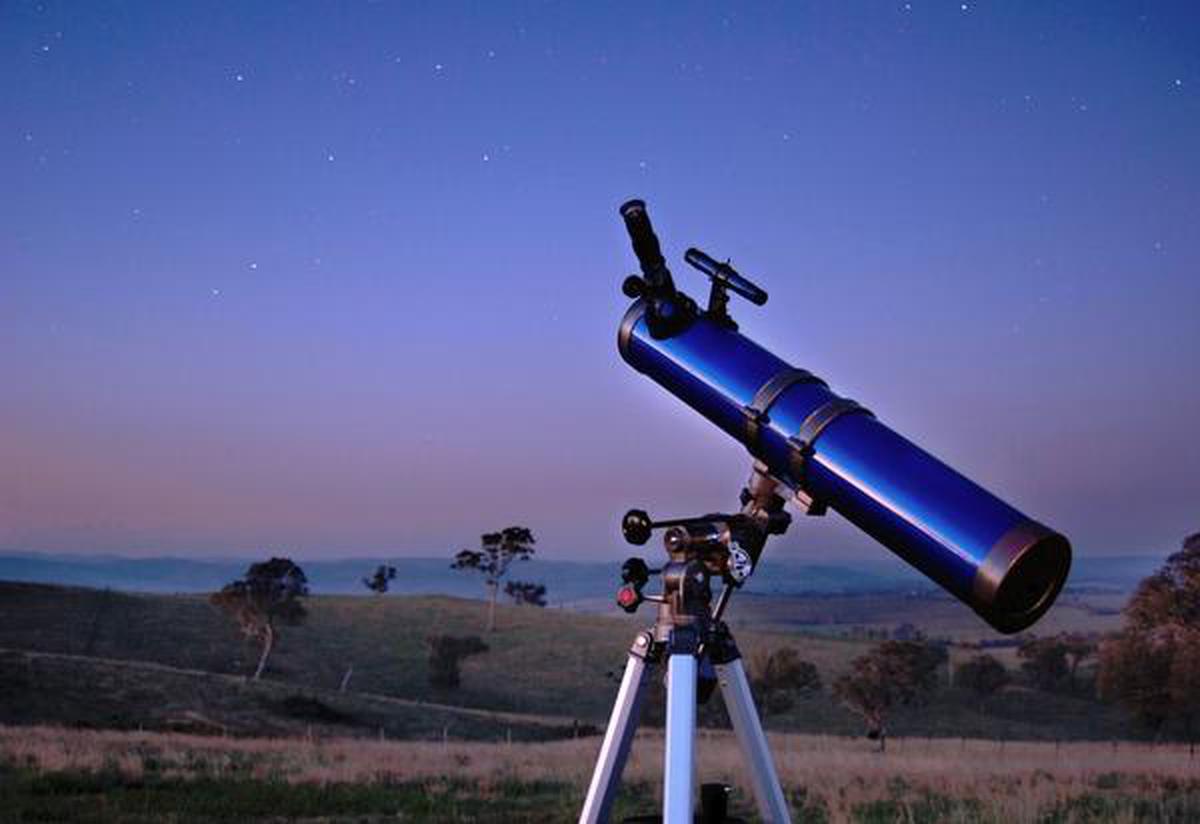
xmin=619 ymin=300 xmax=1071 ymax=634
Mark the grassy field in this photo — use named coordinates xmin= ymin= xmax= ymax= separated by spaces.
xmin=0 ymin=648 xmax=578 ymax=742
xmin=0 ymin=581 xmax=1138 ymax=741
xmin=0 ymin=580 xmax=1190 ymax=821
xmin=1 ymin=724 xmax=1197 ymax=823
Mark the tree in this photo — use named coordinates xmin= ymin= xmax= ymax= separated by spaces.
xmin=750 ymin=647 xmax=822 ymax=716
xmin=1018 ymin=637 xmax=1070 ymax=691
xmin=427 ymin=635 xmax=489 ymax=689
xmin=505 ymin=580 xmax=547 ymax=607
xmin=955 ymin=653 xmax=1009 ymax=696
xmin=1060 ymin=633 xmax=1097 ymax=694
xmin=1099 ymin=533 xmax=1200 ymax=739
xmin=210 ymin=557 xmax=308 ymax=681
xmin=451 ymin=526 xmax=536 ymax=631
xmin=363 ymin=564 xmax=397 ymax=595
xmin=1018 ymin=633 xmax=1097 ymax=694
xmin=832 ymin=640 xmax=946 ymax=751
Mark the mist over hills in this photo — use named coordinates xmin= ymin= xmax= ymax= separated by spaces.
xmin=0 ymin=551 xmax=1161 ymax=603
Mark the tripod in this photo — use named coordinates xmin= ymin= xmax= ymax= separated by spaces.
xmin=580 ymin=464 xmax=805 ymax=824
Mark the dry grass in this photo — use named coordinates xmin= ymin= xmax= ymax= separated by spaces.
xmin=2 ymin=724 xmax=1196 ymax=822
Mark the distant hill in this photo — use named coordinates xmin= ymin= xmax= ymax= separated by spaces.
xmin=0 ymin=551 xmax=1163 ymax=601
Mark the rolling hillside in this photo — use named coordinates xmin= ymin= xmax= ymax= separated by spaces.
xmin=0 ymin=581 xmax=1139 ymax=742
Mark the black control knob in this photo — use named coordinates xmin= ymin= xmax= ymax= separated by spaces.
xmin=621 ymin=557 xmax=651 ymax=586
xmin=622 ymin=509 xmax=653 ymax=545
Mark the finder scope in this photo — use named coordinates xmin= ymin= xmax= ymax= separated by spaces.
xmin=615 ymin=199 xmax=1071 ymax=634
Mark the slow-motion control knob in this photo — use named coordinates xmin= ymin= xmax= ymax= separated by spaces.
xmin=622 ymin=509 xmax=653 ymax=546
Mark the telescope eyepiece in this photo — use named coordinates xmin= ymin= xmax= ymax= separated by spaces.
xmin=619 ymin=199 xmax=667 ymax=282
xmin=619 ymin=199 xmax=695 ymax=339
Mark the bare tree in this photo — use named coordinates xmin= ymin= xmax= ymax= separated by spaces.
xmin=451 ymin=526 xmax=536 ymax=632
xmin=505 ymin=580 xmax=547 ymax=607
xmin=363 ymin=564 xmax=397 ymax=595
xmin=210 ymin=557 xmax=308 ymax=681
xmin=833 ymin=640 xmax=946 ymax=751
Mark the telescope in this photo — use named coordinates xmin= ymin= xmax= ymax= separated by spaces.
xmin=582 ymin=201 xmax=1073 ymax=824
xmin=616 ymin=199 xmax=1070 ymax=635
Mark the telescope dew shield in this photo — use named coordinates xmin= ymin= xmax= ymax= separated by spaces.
xmin=616 ymin=213 xmax=1071 ymax=635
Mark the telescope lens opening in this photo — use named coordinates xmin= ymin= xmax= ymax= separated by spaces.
xmin=988 ymin=530 xmax=1071 ymax=634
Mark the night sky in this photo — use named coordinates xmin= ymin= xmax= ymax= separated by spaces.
xmin=3 ymin=2 xmax=1198 ymax=562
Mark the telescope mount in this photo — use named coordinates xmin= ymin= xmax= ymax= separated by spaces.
xmin=579 ymin=463 xmax=805 ymax=824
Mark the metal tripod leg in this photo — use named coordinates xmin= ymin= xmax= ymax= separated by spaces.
xmin=580 ymin=633 xmax=653 ymax=824
xmin=663 ymin=652 xmax=697 ymax=824
xmin=715 ymin=657 xmax=791 ymax=824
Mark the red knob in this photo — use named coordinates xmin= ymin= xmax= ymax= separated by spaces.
xmin=616 ymin=584 xmax=642 ymax=613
